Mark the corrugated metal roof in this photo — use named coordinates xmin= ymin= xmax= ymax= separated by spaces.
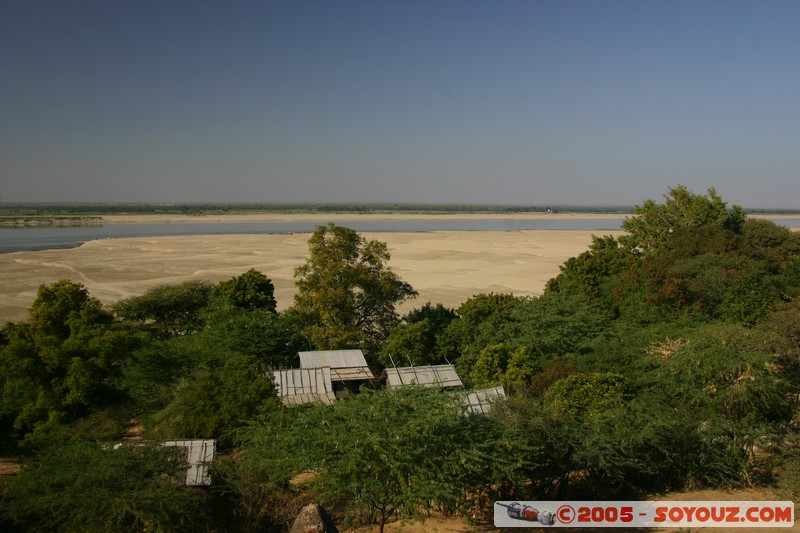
xmin=464 ymin=386 xmax=507 ymax=415
xmin=385 ymin=364 xmax=464 ymax=389
xmin=274 ymin=367 xmax=334 ymax=396
xmin=162 ymin=439 xmax=216 ymax=486
xmin=299 ymin=350 xmax=369 ymax=369
xmin=280 ymin=392 xmax=336 ymax=407
xmin=273 ymin=367 xmax=337 ymax=406
xmin=331 ymin=367 xmax=375 ymax=381
xmin=298 ymin=350 xmax=374 ymax=381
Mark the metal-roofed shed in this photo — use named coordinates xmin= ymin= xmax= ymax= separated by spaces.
xmin=273 ymin=367 xmax=337 ymax=406
xmin=162 ymin=439 xmax=216 ymax=486
xmin=464 ymin=385 xmax=507 ymax=415
xmin=298 ymin=350 xmax=375 ymax=382
xmin=384 ymin=364 xmax=464 ymax=389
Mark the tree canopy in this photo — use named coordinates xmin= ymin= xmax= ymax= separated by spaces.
xmin=212 ymin=268 xmax=277 ymax=312
xmin=232 ymin=387 xmax=530 ymax=532
xmin=112 ymin=280 xmax=213 ymax=338
xmin=0 ymin=280 xmax=138 ymax=443
xmin=620 ymin=185 xmax=746 ymax=255
xmin=2 ymin=438 xmax=211 ymax=532
xmin=292 ymin=223 xmax=417 ymax=354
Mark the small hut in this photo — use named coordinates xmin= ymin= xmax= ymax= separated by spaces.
xmin=162 ymin=439 xmax=216 ymax=486
xmin=384 ymin=364 xmax=464 ymax=389
xmin=273 ymin=367 xmax=337 ymax=406
xmin=464 ymin=385 xmax=507 ymax=415
xmin=298 ymin=350 xmax=376 ymax=396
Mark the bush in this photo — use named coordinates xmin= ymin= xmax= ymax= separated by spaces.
xmin=1 ymin=438 xmax=212 ymax=532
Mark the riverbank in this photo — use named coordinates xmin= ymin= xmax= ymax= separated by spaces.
xmin=0 ymin=229 xmax=624 ymax=325
xmin=96 ymin=211 xmax=800 ymax=224
xmin=98 ymin=212 xmax=632 ymax=224
xmin=0 ymin=216 xmax=103 ymax=227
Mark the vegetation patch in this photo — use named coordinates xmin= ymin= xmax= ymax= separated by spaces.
xmin=1 ymin=186 xmax=798 ymax=532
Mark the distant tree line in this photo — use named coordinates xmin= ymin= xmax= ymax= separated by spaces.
xmin=1 ymin=186 xmax=799 ymax=532
xmin=0 ymin=202 xmax=638 ymax=217
xmin=2 ymin=201 xmax=798 ymax=219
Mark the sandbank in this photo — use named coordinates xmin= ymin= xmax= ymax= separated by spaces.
xmin=0 ymin=229 xmax=624 ymax=324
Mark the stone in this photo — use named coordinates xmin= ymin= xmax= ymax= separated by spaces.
xmin=289 ymin=503 xmax=338 ymax=533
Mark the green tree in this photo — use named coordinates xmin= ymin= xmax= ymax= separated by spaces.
xmin=150 ymin=354 xmax=278 ymax=443
xmin=112 ymin=280 xmax=213 ymax=339
xmin=212 ymin=268 xmax=277 ymax=312
xmin=647 ymin=324 xmax=794 ymax=470
xmin=0 ymin=281 xmax=138 ymax=442
xmin=200 ymin=303 xmax=305 ymax=370
xmin=1 ymin=438 xmax=211 ymax=532
xmin=292 ymin=224 xmax=417 ymax=353
xmin=621 ymin=185 xmax=746 ymax=255
xmin=544 ymin=372 xmax=628 ymax=422
xmin=509 ymin=293 xmax=611 ymax=358
xmin=439 ymin=293 xmax=524 ymax=377
xmin=613 ymin=222 xmax=800 ymax=324
xmin=235 ymin=387 xmax=531 ymax=532
xmin=380 ymin=319 xmax=435 ymax=367
xmin=470 ymin=343 xmax=531 ymax=388
xmin=379 ymin=303 xmax=457 ymax=367
xmin=546 ymin=234 xmax=637 ymax=308
xmin=405 ymin=302 xmax=458 ymax=331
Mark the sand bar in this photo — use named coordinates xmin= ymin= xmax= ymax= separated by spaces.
xmin=0 ymin=227 xmax=625 ymax=325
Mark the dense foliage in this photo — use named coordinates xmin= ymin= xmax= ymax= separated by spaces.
xmin=2 ymin=438 xmax=211 ymax=532
xmin=1 ymin=187 xmax=799 ymax=532
xmin=292 ymin=223 xmax=417 ymax=357
xmin=225 ymin=387 xmax=531 ymax=533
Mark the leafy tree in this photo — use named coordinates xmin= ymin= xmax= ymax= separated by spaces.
xmin=0 ymin=281 xmax=138 ymax=443
xmin=201 ymin=303 xmax=305 ymax=370
xmin=755 ymin=297 xmax=800 ymax=378
xmin=292 ymin=224 xmax=417 ymax=354
xmin=621 ymin=185 xmax=746 ymax=255
xmin=150 ymin=354 xmax=278 ymax=443
xmin=544 ymin=372 xmax=628 ymax=422
xmin=612 ymin=222 xmax=800 ymax=324
xmin=509 ymin=292 xmax=611 ymax=358
xmin=568 ymin=395 xmax=704 ymax=496
xmin=380 ymin=319 xmax=436 ymax=367
xmin=1 ymin=438 xmax=211 ymax=532
xmin=647 ymin=325 xmax=794 ymax=458
xmin=379 ymin=303 xmax=457 ymax=367
xmin=440 ymin=293 xmax=525 ymax=377
xmin=405 ymin=302 xmax=458 ymax=330
xmin=235 ymin=387 xmax=531 ymax=532
xmin=469 ymin=343 xmax=541 ymax=388
xmin=212 ymin=268 xmax=277 ymax=312
xmin=546 ymin=234 xmax=638 ymax=309
xmin=445 ymin=293 xmax=608 ymax=387
xmin=740 ymin=218 xmax=800 ymax=260
xmin=112 ymin=280 xmax=213 ymax=339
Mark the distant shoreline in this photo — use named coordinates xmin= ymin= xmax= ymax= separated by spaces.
xmin=98 ymin=212 xmax=633 ymax=224
xmin=3 ymin=210 xmax=798 ymax=226
xmin=0 ymin=216 xmax=104 ymax=227
xmin=96 ymin=212 xmax=800 ymax=224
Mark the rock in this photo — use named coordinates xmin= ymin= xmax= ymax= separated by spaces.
xmin=289 ymin=503 xmax=338 ymax=533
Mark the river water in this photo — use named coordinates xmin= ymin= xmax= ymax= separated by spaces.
xmin=1 ymin=217 xmax=798 ymax=253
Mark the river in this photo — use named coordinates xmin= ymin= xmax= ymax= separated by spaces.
xmin=1 ymin=217 xmax=799 ymax=253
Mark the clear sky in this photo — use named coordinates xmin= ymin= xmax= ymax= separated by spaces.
xmin=1 ymin=1 xmax=798 ymax=208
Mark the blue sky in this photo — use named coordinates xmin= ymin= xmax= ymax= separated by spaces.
xmin=1 ymin=1 xmax=798 ymax=207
